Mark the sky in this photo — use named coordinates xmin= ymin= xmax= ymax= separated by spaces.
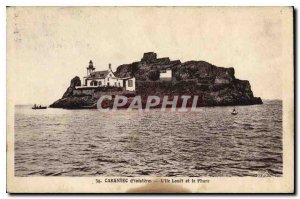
xmin=7 ymin=7 xmax=293 ymax=105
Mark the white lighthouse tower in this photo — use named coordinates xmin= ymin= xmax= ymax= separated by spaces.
xmin=86 ymin=60 xmax=95 ymax=76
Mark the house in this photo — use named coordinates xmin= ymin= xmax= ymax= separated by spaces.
xmin=123 ymin=77 xmax=136 ymax=92
xmin=78 ymin=60 xmax=135 ymax=91
xmin=160 ymin=68 xmax=172 ymax=81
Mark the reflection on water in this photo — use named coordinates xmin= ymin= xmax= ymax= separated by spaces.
xmin=15 ymin=100 xmax=282 ymax=177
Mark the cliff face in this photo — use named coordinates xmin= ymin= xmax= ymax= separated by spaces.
xmin=114 ymin=52 xmax=262 ymax=106
xmin=50 ymin=76 xmax=95 ymax=108
xmin=62 ymin=76 xmax=81 ymax=98
xmin=50 ymin=52 xmax=262 ymax=108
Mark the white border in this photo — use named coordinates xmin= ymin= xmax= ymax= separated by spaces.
xmin=1 ymin=0 xmax=298 ymax=198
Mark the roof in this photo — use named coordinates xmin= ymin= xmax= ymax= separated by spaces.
xmin=87 ymin=70 xmax=109 ymax=79
xmin=85 ymin=69 xmax=134 ymax=79
xmin=118 ymin=76 xmax=135 ymax=80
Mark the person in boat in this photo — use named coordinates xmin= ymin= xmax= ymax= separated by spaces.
xmin=39 ymin=105 xmax=41 ymax=108
xmin=34 ymin=104 xmax=36 ymax=108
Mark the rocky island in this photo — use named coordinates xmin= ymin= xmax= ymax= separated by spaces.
xmin=50 ymin=52 xmax=262 ymax=109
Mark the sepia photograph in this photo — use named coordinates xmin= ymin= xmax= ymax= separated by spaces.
xmin=6 ymin=6 xmax=294 ymax=193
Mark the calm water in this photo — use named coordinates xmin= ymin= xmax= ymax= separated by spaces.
xmin=15 ymin=100 xmax=282 ymax=177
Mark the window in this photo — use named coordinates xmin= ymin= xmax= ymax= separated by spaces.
xmin=107 ymin=82 xmax=110 ymax=86
xmin=110 ymin=74 xmax=112 ymax=77
xmin=118 ymin=82 xmax=121 ymax=87
xmin=98 ymin=81 xmax=102 ymax=86
xmin=128 ymin=80 xmax=133 ymax=87
xmin=90 ymin=81 xmax=93 ymax=86
xmin=93 ymin=81 xmax=97 ymax=86
xmin=115 ymin=82 xmax=117 ymax=86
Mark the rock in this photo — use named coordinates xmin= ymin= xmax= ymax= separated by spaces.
xmin=141 ymin=52 xmax=157 ymax=63
xmin=49 ymin=96 xmax=95 ymax=109
xmin=114 ymin=53 xmax=262 ymax=106
xmin=62 ymin=76 xmax=81 ymax=98
xmin=50 ymin=76 xmax=85 ymax=108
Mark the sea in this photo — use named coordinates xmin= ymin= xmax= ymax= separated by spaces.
xmin=14 ymin=100 xmax=282 ymax=177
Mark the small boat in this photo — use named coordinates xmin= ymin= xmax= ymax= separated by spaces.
xmin=231 ymin=107 xmax=238 ymax=115
xmin=32 ymin=105 xmax=47 ymax=109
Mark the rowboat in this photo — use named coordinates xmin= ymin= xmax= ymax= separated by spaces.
xmin=32 ymin=106 xmax=47 ymax=109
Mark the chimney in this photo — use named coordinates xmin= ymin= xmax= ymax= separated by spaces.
xmin=109 ymin=63 xmax=111 ymax=70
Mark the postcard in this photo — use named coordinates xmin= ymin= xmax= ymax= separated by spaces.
xmin=6 ymin=6 xmax=294 ymax=193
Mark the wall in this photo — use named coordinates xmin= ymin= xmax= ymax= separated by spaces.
xmin=86 ymin=78 xmax=124 ymax=87
xmin=73 ymin=86 xmax=136 ymax=98
xmin=86 ymin=79 xmax=105 ymax=87
xmin=125 ymin=77 xmax=136 ymax=91
xmin=73 ymin=88 xmax=95 ymax=96
xmin=106 ymin=77 xmax=124 ymax=87
xmin=160 ymin=69 xmax=172 ymax=80
xmin=93 ymin=90 xmax=135 ymax=98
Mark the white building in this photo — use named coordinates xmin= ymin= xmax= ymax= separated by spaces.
xmin=160 ymin=69 xmax=172 ymax=81
xmin=77 ymin=60 xmax=135 ymax=91
xmin=123 ymin=77 xmax=136 ymax=92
